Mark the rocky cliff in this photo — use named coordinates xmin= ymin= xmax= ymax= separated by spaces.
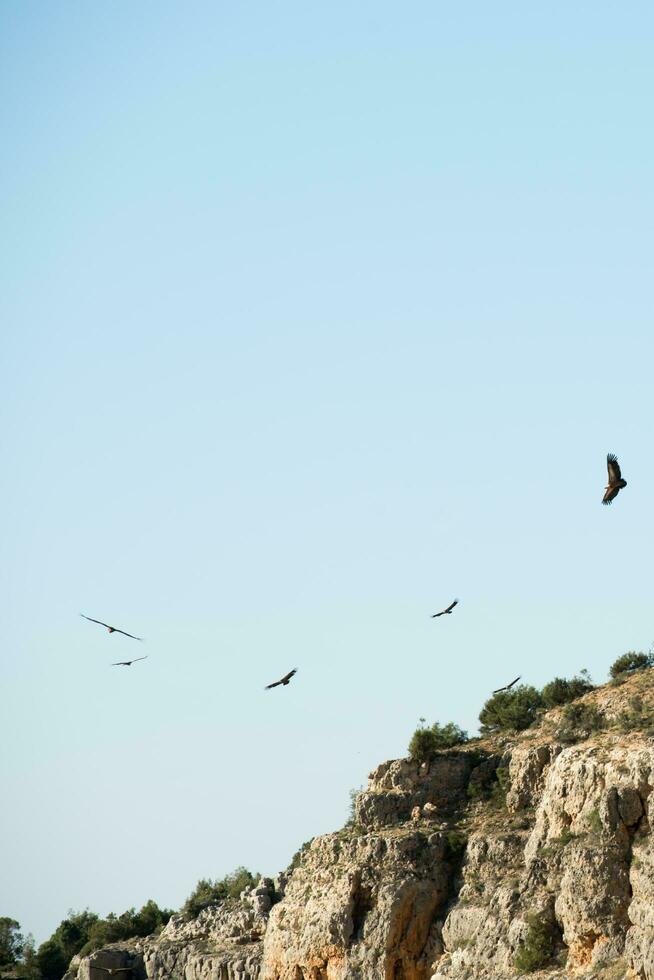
xmin=71 ymin=671 xmax=654 ymax=980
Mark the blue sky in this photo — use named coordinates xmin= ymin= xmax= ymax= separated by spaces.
xmin=2 ymin=0 xmax=653 ymax=944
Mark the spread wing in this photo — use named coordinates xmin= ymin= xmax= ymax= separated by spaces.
xmin=493 ymin=675 xmax=521 ymax=693
xmin=111 ymin=628 xmax=143 ymax=641
xmin=602 ymin=485 xmax=620 ymax=505
xmin=81 ymin=614 xmax=111 ymax=629
xmin=92 ymin=970 xmax=132 ymax=976
xmin=431 ymin=599 xmax=458 ymax=618
xmin=606 ymin=453 xmax=622 ymax=484
xmin=112 ymin=656 xmax=147 ymax=666
xmin=265 ymin=668 xmax=296 ymax=689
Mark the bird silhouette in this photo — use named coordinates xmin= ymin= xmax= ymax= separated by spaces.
xmin=431 ymin=599 xmax=458 ymax=618
xmin=265 ymin=669 xmax=297 ymax=690
xmin=90 ymin=968 xmax=133 ymax=976
xmin=493 ymin=675 xmax=521 ymax=694
xmin=81 ymin=614 xmax=143 ymax=640
xmin=603 ymin=453 xmax=627 ymax=505
xmin=112 ymin=656 xmax=148 ymax=667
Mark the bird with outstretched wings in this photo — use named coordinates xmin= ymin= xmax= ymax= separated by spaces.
xmin=90 ymin=968 xmax=133 ymax=975
xmin=431 ymin=599 xmax=458 ymax=618
xmin=81 ymin=614 xmax=143 ymax=640
xmin=112 ymin=656 xmax=148 ymax=667
xmin=493 ymin=675 xmax=521 ymax=694
xmin=265 ymin=669 xmax=297 ymax=690
xmin=603 ymin=453 xmax=627 ymax=505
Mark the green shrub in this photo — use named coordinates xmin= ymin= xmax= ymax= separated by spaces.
xmin=0 ymin=918 xmax=24 ymax=968
xmin=183 ymin=867 xmax=260 ymax=918
xmin=346 ymin=787 xmax=363 ymax=827
xmin=616 ymin=697 xmax=654 ymax=734
xmin=541 ymin=673 xmax=594 ymax=708
xmin=557 ymin=702 xmax=605 ymax=743
xmin=513 ymin=913 xmax=554 ymax=972
xmin=466 ymin=757 xmax=508 ymax=808
xmin=15 ymin=935 xmax=39 ymax=980
xmin=289 ymin=839 xmax=313 ymax=872
xmin=609 ymin=651 xmax=653 ymax=679
xmin=74 ymin=899 xmax=173 ymax=956
xmin=479 ymin=686 xmax=543 ymax=734
xmin=551 ymin=828 xmax=575 ymax=846
xmin=444 ymin=830 xmax=468 ymax=864
xmin=492 ymin=765 xmax=510 ymax=807
xmin=35 ymin=941 xmax=68 ymax=980
xmin=407 ymin=720 xmax=469 ymax=764
xmin=586 ymin=808 xmax=603 ymax=834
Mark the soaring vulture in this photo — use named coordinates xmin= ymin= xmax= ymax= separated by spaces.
xmin=265 ymin=669 xmax=297 ymax=690
xmin=603 ymin=454 xmax=627 ymax=505
xmin=112 ymin=656 xmax=148 ymax=667
xmin=431 ymin=599 xmax=458 ymax=618
xmin=493 ymin=675 xmax=521 ymax=694
xmin=90 ymin=968 xmax=133 ymax=976
xmin=81 ymin=614 xmax=143 ymax=640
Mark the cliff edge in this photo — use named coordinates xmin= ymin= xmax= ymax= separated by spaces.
xmin=71 ymin=671 xmax=654 ymax=980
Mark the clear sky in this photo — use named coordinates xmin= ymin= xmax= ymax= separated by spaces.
xmin=2 ymin=0 xmax=653 ymax=945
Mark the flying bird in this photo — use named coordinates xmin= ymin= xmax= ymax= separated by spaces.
xmin=603 ymin=453 xmax=627 ymax=505
xmin=90 ymin=968 xmax=133 ymax=976
xmin=265 ymin=669 xmax=297 ymax=690
xmin=112 ymin=656 xmax=148 ymax=667
xmin=493 ymin=675 xmax=521 ymax=694
xmin=431 ymin=599 xmax=458 ymax=618
xmin=81 ymin=614 xmax=143 ymax=640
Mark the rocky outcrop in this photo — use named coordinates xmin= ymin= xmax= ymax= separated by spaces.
xmin=74 ymin=674 xmax=654 ymax=980
xmin=262 ymin=831 xmax=453 ymax=980
xmin=355 ymin=755 xmax=474 ymax=830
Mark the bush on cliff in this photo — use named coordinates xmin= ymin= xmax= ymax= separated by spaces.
xmin=556 ymin=701 xmax=606 ymax=744
xmin=478 ymin=685 xmax=543 ymax=734
xmin=78 ymin=902 xmax=174 ymax=955
xmin=609 ymin=651 xmax=653 ymax=679
xmin=513 ymin=913 xmax=555 ymax=972
xmin=51 ymin=910 xmax=99 ymax=961
xmin=407 ymin=720 xmax=469 ymax=764
xmin=183 ymin=867 xmax=260 ymax=919
xmin=541 ymin=672 xmax=594 ymax=708
xmin=617 ymin=696 xmax=654 ymax=735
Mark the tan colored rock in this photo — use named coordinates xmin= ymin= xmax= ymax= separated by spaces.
xmin=355 ymin=755 xmax=473 ymax=829
xmin=262 ymin=831 xmax=450 ymax=980
xmin=72 ymin=674 xmax=654 ymax=980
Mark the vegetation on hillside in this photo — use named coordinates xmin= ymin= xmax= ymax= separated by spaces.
xmin=5 ymin=864 xmax=265 ymax=980
xmin=540 ymin=671 xmax=594 ymax=708
xmin=478 ymin=684 xmax=543 ymax=734
xmin=0 ymin=918 xmax=24 ymax=969
xmin=513 ymin=912 xmax=556 ymax=972
xmin=9 ymin=647 xmax=653 ymax=980
xmin=609 ymin=651 xmax=653 ymax=679
xmin=183 ymin=867 xmax=260 ymax=919
xmin=410 ymin=647 xmax=653 ymax=750
xmin=408 ymin=720 xmax=469 ymax=763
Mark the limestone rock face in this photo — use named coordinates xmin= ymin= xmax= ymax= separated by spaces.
xmin=355 ymin=755 xmax=473 ymax=830
xmin=262 ymin=831 xmax=451 ymax=980
xmin=72 ymin=675 xmax=654 ymax=980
